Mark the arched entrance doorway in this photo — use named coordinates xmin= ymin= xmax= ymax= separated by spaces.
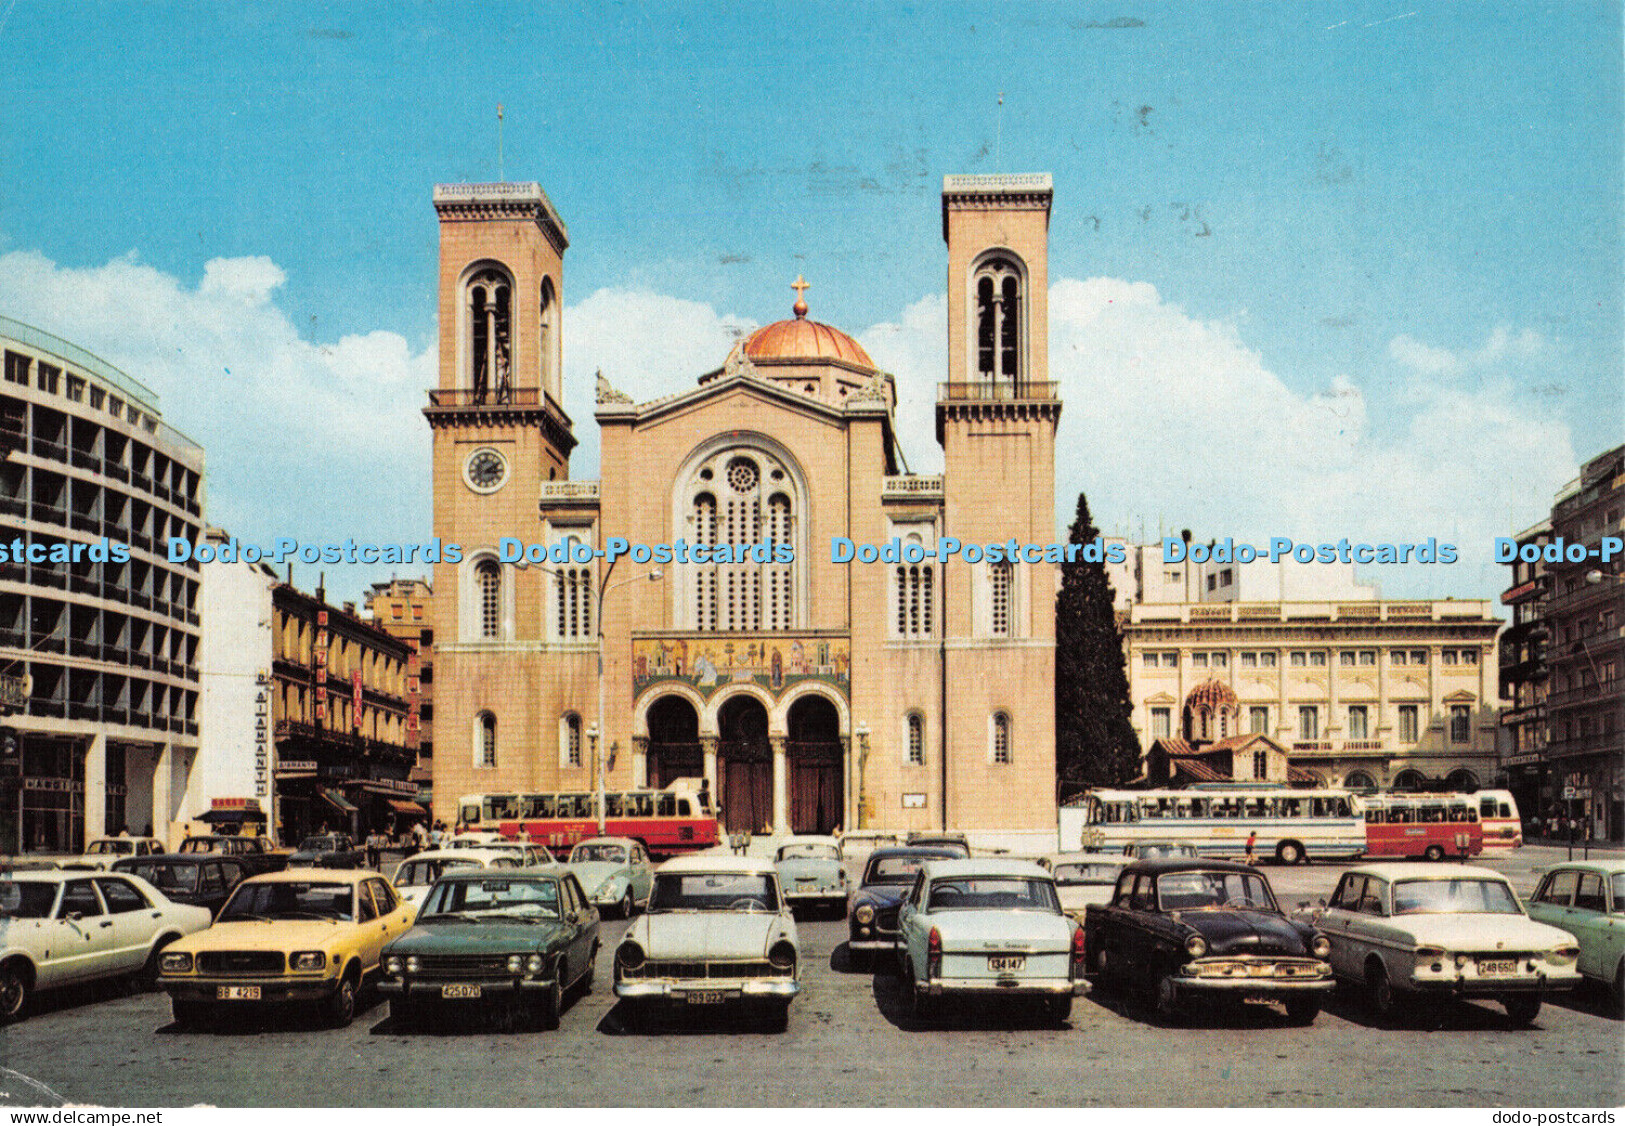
xmin=787 ymin=696 xmax=843 ymax=835
xmin=646 ymin=696 xmax=702 ymax=789
xmin=717 ymin=696 xmax=771 ymax=833
xmin=1444 ymin=768 xmax=1479 ymax=792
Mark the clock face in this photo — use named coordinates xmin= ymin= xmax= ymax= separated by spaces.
xmin=465 ymin=448 xmax=507 ymax=492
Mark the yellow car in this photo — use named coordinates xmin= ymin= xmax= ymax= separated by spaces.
xmin=158 ymin=869 xmax=415 ymax=1028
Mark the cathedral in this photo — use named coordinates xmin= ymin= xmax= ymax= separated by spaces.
xmin=425 ymin=173 xmax=1062 ymax=849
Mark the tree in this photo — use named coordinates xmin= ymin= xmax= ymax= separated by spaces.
xmin=1054 ymin=492 xmax=1142 ymax=791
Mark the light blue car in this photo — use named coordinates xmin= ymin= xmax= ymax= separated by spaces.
xmin=774 ymin=837 xmax=848 ymax=917
xmin=567 ymin=837 xmax=655 ymax=918
xmin=896 ymin=858 xmax=1086 ymax=1025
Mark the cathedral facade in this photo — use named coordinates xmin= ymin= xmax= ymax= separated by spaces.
xmin=425 ymin=174 xmax=1061 ymax=848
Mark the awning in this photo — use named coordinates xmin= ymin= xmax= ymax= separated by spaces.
xmin=198 ymin=808 xmax=267 ymax=824
xmin=319 ymin=788 xmax=359 ymax=814
xmin=387 ymin=799 xmax=427 ymax=817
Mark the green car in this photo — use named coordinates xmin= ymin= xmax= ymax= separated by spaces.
xmin=1526 ymin=859 xmax=1625 ymax=1013
xmin=379 ymin=867 xmax=600 ymax=1030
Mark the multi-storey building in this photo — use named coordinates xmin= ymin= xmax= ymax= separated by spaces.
xmin=1540 ymin=444 xmax=1623 ymax=840
xmin=270 ymin=583 xmax=415 ymax=840
xmin=1497 ymin=519 xmax=1552 ymax=821
xmin=364 ymin=577 xmax=434 ymax=816
xmin=425 ymin=174 xmax=1062 ymax=849
xmin=0 ymin=316 xmax=204 ymax=852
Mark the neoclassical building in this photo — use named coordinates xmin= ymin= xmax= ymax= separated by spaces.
xmin=426 ymin=175 xmax=1061 ymax=847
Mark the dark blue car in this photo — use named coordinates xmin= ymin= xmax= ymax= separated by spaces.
xmin=845 ymin=845 xmax=965 ymax=969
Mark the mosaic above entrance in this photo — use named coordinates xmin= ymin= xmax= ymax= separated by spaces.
xmin=632 ymin=634 xmax=850 ymax=701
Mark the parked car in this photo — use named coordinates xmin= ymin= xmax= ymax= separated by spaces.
xmin=846 ymin=846 xmax=965 ymax=967
xmin=896 ymin=858 xmax=1085 ymax=1023
xmin=1525 ymin=859 xmax=1625 ymax=1012
xmin=112 ymin=855 xmax=251 ymax=916
xmin=0 ymin=870 xmax=213 ymax=1022
xmin=1300 ymin=863 xmax=1583 ymax=1026
xmin=286 ymin=834 xmax=366 ymax=869
xmin=176 ymin=835 xmax=289 ymax=875
xmin=773 ymin=837 xmax=848 ymax=917
xmin=1122 ymin=841 xmax=1202 ymax=861
xmin=904 ymin=831 xmax=971 ymax=856
xmin=1047 ymin=853 xmax=1131 ymax=920
xmin=60 ymin=837 xmax=167 ymax=870
xmin=1084 ymin=858 xmax=1334 ymax=1024
xmin=158 ymin=869 xmax=415 ymax=1028
xmin=391 ymin=849 xmax=525 ymax=911
xmin=567 ymin=837 xmax=654 ymax=918
xmin=380 ymin=866 xmax=599 ymax=1029
xmin=614 ymin=855 xmax=800 ymax=1030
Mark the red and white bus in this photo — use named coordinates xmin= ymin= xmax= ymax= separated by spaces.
xmin=456 ymin=778 xmax=720 ymax=858
xmin=1358 ymin=793 xmax=1483 ymax=860
xmin=1467 ymin=789 xmax=1523 ymax=850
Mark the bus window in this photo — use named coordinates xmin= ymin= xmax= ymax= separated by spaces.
xmin=536 ymin=795 xmax=558 ymax=818
xmin=676 ymin=798 xmax=694 ymax=816
xmin=1365 ymin=807 xmax=1382 ymax=824
xmin=1245 ymin=800 xmax=1268 ymax=818
xmin=486 ymin=795 xmax=518 ymax=820
xmin=629 ymin=793 xmax=654 ymax=817
xmin=519 ymin=794 xmax=548 ymax=819
xmin=558 ymin=794 xmax=589 ymax=818
xmin=604 ymin=793 xmax=625 ymax=817
xmin=1141 ymin=799 xmax=1165 ymax=820
xmin=1418 ymin=805 xmax=1445 ymax=824
xmin=1187 ymin=798 xmax=1210 ymax=819
xmin=656 ymin=793 xmax=677 ymax=817
xmin=460 ymin=801 xmax=481 ymax=825
xmin=1277 ymin=798 xmax=1305 ymax=818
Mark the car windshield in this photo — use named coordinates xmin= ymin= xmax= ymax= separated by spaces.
xmin=571 ymin=843 xmax=628 ymax=864
xmin=420 ymin=877 xmax=561 ymax=921
xmin=1052 ymin=863 xmax=1122 ymax=886
xmin=777 ymin=843 xmax=839 ymax=862
xmin=927 ymin=876 xmax=1060 ymax=913
xmin=647 ymin=872 xmax=779 ymax=913
xmin=297 ymin=836 xmax=340 ymax=851
xmin=179 ymin=839 xmax=221 ymax=853
xmin=85 ymin=840 xmax=130 ymax=855
xmin=1156 ymin=870 xmax=1277 ymax=912
xmin=219 ymin=881 xmax=355 ymax=922
xmin=1392 ymin=878 xmax=1522 ymax=916
xmin=1137 ymin=844 xmax=1198 ymax=858
xmin=0 ymin=881 xmax=58 ymax=918
xmin=864 ymin=856 xmax=933 ymax=885
xmin=125 ymin=863 xmax=198 ymax=893
xmin=1612 ymin=873 xmax=1625 ymax=913
xmin=395 ymin=858 xmax=479 ymax=887
xmin=450 ymin=837 xmax=499 ymax=849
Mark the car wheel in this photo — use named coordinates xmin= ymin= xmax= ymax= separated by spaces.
xmin=1088 ymin=945 xmax=1116 ymax=992
xmin=534 ymin=977 xmax=562 ymax=1031
xmin=1275 ymin=840 xmax=1305 ymax=866
xmin=847 ymin=946 xmax=870 ymax=973
xmin=1153 ymin=973 xmax=1183 ymax=1023
xmin=1283 ymin=997 xmax=1320 ymax=1025
xmin=580 ymin=946 xmax=597 ymax=995
xmin=324 ymin=969 xmax=359 ymax=1028
xmin=759 ymin=1001 xmax=790 ymax=1033
xmin=1502 ymin=996 xmax=1541 ymax=1027
xmin=1042 ymin=995 xmax=1072 ymax=1025
xmin=0 ymin=964 xmax=30 ymax=1024
xmin=1424 ymin=844 xmax=1445 ymax=862
xmin=1366 ymin=959 xmax=1399 ymax=1019
xmin=171 ymin=998 xmax=209 ymax=1030
xmin=903 ymin=960 xmax=935 ymax=1022
xmin=618 ymin=890 xmax=634 ymax=919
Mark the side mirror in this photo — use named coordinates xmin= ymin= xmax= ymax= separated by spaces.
xmin=65 ymin=910 xmax=83 ymax=922
xmin=1318 ymin=897 xmax=1327 ymax=908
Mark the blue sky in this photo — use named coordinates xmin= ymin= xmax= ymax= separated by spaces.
xmin=0 ymin=1 xmax=1618 ymax=605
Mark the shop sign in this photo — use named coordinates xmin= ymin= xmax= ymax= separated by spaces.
xmin=254 ymin=670 xmax=271 ymax=798
xmin=24 ymin=777 xmax=82 ymax=793
xmin=211 ymin=797 xmax=262 ymax=812
xmin=351 ymin=669 xmax=362 ymax=731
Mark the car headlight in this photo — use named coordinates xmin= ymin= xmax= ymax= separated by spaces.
xmin=617 ymin=941 xmax=645 ymax=970
xmin=1310 ymin=935 xmax=1331 ymax=959
xmin=768 ymin=940 xmax=797 ymax=971
xmin=854 ymin=904 xmax=875 ymax=925
xmin=1547 ymin=945 xmax=1579 ymax=966
xmin=290 ymin=951 xmax=326 ymax=972
xmin=507 ymin=955 xmax=524 ymax=974
xmin=160 ymin=951 xmax=193 ymax=974
xmin=382 ymin=955 xmax=403 ymax=976
xmin=526 ymin=954 xmax=545 ymax=976
xmin=405 ymin=956 xmax=420 ymax=974
xmin=1185 ymin=934 xmax=1207 ymax=958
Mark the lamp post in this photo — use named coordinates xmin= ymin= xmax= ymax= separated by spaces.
xmin=855 ymin=721 xmax=870 ymax=831
xmin=593 ymin=564 xmax=663 ymax=834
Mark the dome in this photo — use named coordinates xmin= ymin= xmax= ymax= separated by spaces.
xmin=734 ymin=278 xmax=875 ymax=369
xmin=1184 ymin=679 xmax=1238 ymax=711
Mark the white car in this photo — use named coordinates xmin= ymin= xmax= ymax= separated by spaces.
xmin=613 ymin=855 xmax=800 ymax=1030
xmin=59 ymin=837 xmax=167 ymax=871
xmin=773 ymin=836 xmax=848 ymax=916
xmin=1299 ymin=863 xmax=1583 ymax=1026
xmin=0 ymin=869 xmax=212 ymax=1021
xmin=447 ymin=834 xmax=554 ymax=866
xmin=1046 ymin=853 xmax=1130 ymax=920
xmin=390 ymin=848 xmax=526 ymax=910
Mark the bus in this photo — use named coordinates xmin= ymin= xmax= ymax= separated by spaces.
xmin=1357 ymin=793 xmax=1483 ymax=860
xmin=1061 ymin=786 xmax=1364 ymax=865
xmin=1467 ymin=789 xmax=1523 ymax=850
xmin=456 ymin=778 xmax=720 ymax=857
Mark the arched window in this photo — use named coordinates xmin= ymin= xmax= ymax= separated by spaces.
xmin=1344 ymin=770 xmax=1376 ymax=791
xmin=974 ymin=256 xmax=1024 ymax=385
xmin=476 ymin=711 xmax=497 ymax=768
xmin=893 ymin=534 xmax=935 ymax=638
xmin=539 ymin=277 xmax=558 ymax=395
xmin=989 ymin=560 xmax=1013 ymax=637
xmin=476 ymin=560 xmax=502 ymax=639
xmin=906 ymin=712 xmax=925 ymax=766
xmin=562 ymin=712 xmax=582 ymax=768
xmin=466 ymin=267 xmax=513 ymax=403
xmin=992 ymin=712 xmax=1012 ymax=765
xmin=681 ymin=446 xmax=799 ymax=631
xmin=552 ymin=536 xmax=593 ymax=641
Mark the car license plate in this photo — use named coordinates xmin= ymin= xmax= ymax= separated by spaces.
xmin=1478 ymin=959 xmax=1517 ymax=976
xmin=684 ymin=990 xmax=729 ymax=1005
xmin=988 ymin=955 xmax=1026 ymax=973
xmin=217 ymin=985 xmax=260 ymax=1000
xmin=441 ymin=984 xmax=482 ymax=999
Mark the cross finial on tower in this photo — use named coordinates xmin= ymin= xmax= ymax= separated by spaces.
xmin=791 ymin=275 xmax=810 ymax=318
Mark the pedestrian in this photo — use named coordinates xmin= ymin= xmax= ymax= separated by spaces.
xmin=1244 ymin=830 xmax=1258 ymax=865
xmin=365 ymin=829 xmax=384 ymax=870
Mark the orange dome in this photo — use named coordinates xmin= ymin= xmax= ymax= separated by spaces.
xmin=736 ymin=283 xmax=875 ymax=369
xmin=1184 ymin=679 xmax=1238 ymax=711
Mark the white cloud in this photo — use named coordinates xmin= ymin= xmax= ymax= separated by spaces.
xmin=1390 ymin=325 xmax=1544 ymax=377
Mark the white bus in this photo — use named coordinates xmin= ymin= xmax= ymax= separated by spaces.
xmin=1060 ymin=786 xmax=1365 ymax=865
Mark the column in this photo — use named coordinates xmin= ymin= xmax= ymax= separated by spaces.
xmin=701 ymin=735 xmax=718 ymax=801
xmin=84 ymin=733 xmax=107 ymax=842
xmin=771 ymin=735 xmax=788 ymax=836
xmin=151 ymin=743 xmax=173 ymax=848
xmin=631 ymin=736 xmax=649 ymax=790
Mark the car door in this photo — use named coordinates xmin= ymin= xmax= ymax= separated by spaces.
xmin=895 ymin=872 xmax=928 ymax=979
xmin=1316 ymin=874 xmax=1364 ymax=979
xmin=363 ymin=879 xmax=410 ymax=968
xmin=1570 ymin=872 xmax=1613 ymax=979
xmin=561 ymin=875 xmax=596 ymax=983
xmin=50 ymin=879 xmax=118 ymax=984
xmin=630 ymin=845 xmax=653 ymax=904
xmin=94 ymin=876 xmax=159 ymax=973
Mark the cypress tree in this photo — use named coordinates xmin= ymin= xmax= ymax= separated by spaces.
xmin=1054 ymin=492 xmax=1142 ymax=790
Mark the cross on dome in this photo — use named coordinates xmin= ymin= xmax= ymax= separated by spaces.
xmin=791 ymin=275 xmax=810 ymax=319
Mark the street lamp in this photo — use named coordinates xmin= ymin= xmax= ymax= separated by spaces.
xmin=593 ymin=564 xmax=663 ymax=834
xmin=854 ymin=721 xmax=870 ymax=831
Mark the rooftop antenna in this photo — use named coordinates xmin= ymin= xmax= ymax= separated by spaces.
xmin=995 ymin=93 xmax=1004 ymax=171
xmin=497 ymin=104 xmax=505 ymax=181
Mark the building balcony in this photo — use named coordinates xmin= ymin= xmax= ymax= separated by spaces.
xmin=881 ymin=475 xmax=943 ymax=502
xmin=938 ymin=381 xmax=1058 ymax=402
